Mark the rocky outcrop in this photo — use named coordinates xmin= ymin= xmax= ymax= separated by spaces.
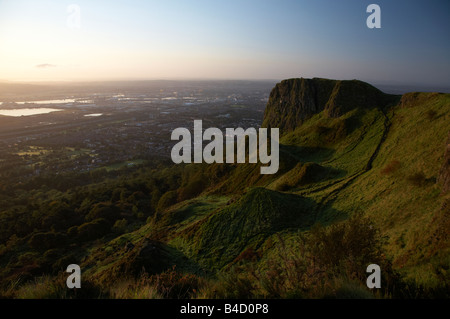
xmin=438 ymin=132 xmax=450 ymax=194
xmin=262 ymin=77 xmax=397 ymax=134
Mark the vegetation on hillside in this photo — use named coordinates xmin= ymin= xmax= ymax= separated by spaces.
xmin=1 ymin=79 xmax=449 ymax=299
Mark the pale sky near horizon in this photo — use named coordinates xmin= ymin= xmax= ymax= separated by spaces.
xmin=0 ymin=0 xmax=449 ymax=86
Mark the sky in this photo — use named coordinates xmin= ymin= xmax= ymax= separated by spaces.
xmin=0 ymin=0 xmax=449 ymax=86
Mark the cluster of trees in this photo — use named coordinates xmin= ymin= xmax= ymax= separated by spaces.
xmin=0 ymin=159 xmax=234 ymax=286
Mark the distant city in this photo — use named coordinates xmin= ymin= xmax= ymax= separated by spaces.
xmin=0 ymin=80 xmax=276 ymax=181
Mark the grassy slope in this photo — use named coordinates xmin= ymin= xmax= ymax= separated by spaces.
xmin=82 ymin=92 xmax=449 ymax=289
xmin=171 ymin=188 xmax=317 ymax=270
xmin=80 ymin=195 xmax=233 ymax=283
xmin=330 ymin=93 xmax=450 ymax=284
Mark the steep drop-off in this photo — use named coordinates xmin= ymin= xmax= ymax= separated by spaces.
xmin=262 ymin=77 xmax=398 ymax=134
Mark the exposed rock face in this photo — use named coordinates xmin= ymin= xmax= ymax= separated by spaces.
xmin=262 ymin=77 xmax=396 ymax=134
xmin=438 ymin=132 xmax=450 ymax=194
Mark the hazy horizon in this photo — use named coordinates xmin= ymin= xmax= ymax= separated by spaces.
xmin=1 ymin=78 xmax=449 ymax=96
xmin=0 ymin=0 xmax=449 ymax=87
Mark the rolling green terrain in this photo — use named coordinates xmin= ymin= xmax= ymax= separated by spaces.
xmin=1 ymin=78 xmax=449 ymax=299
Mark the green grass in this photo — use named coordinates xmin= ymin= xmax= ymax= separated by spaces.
xmin=155 ymin=195 xmax=231 ymax=231
xmin=79 ymin=91 xmax=449 ymax=292
xmin=171 ymin=188 xmax=317 ymax=270
xmin=320 ymin=93 xmax=450 ymax=286
xmin=9 ymin=85 xmax=448 ymax=298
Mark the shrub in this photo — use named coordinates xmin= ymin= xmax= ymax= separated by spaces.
xmin=109 ymin=279 xmax=162 ymax=299
xmin=85 ymin=202 xmax=120 ymax=223
xmin=67 ymin=226 xmax=78 ymax=238
xmin=328 ymin=119 xmax=348 ymax=142
xmin=324 ymin=279 xmax=375 ymax=299
xmin=149 ymin=266 xmax=202 ymax=299
xmin=156 ymin=190 xmax=178 ymax=212
xmin=381 ymin=160 xmax=401 ymax=175
xmin=247 ymin=213 xmax=401 ymax=298
xmin=7 ymin=275 xmax=105 ymax=299
xmin=204 ymin=267 xmax=258 ymax=299
xmin=112 ymin=218 xmax=128 ymax=234
xmin=407 ymin=172 xmax=427 ymax=187
xmin=308 ymin=213 xmax=385 ymax=279
xmin=77 ymin=218 xmax=110 ymax=242
xmin=18 ymin=252 xmax=41 ymax=266
xmin=52 ymin=254 xmax=79 ymax=272
xmin=426 ymin=109 xmax=437 ymax=120
xmin=28 ymin=232 xmax=68 ymax=250
xmin=177 ymin=179 xmax=206 ymax=202
xmin=275 ymin=182 xmax=290 ymax=192
xmin=234 ymin=247 xmax=260 ymax=263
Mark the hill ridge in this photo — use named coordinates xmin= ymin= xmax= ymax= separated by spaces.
xmin=262 ymin=77 xmax=398 ymax=134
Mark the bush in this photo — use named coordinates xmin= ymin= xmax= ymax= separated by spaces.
xmin=112 ymin=219 xmax=128 ymax=234
xmin=77 ymin=218 xmax=110 ymax=242
xmin=325 ymin=280 xmax=375 ymax=299
xmin=67 ymin=226 xmax=78 ymax=238
xmin=109 ymin=279 xmax=162 ymax=299
xmin=148 ymin=266 xmax=202 ymax=299
xmin=234 ymin=247 xmax=260 ymax=263
xmin=407 ymin=172 xmax=427 ymax=187
xmin=308 ymin=213 xmax=385 ymax=279
xmin=244 ymin=213 xmax=402 ymax=298
xmin=177 ymin=179 xmax=206 ymax=202
xmin=381 ymin=160 xmax=401 ymax=175
xmin=85 ymin=202 xmax=120 ymax=223
xmin=426 ymin=109 xmax=437 ymax=120
xmin=275 ymin=182 xmax=290 ymax=192
xmin=28 ymin=232 xmax=68 ymax=250
xmin=202 ymin=267 xmax=258 ymax=299
xmin=52 ymin=254 xmax=79 ymax=272
xmin=4 ymin=275 xmax=105 ymax=299
xmin=156 ymin=191 xmax=178 ymax=212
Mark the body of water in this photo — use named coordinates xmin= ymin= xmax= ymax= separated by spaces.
xmin=15 ymin=99 xmax=76 ymax=105
xmin=0 ymin=108 xmax=63 ymax=117
xmin=0 ymin=99 xmax=95 ymax=105
xmin=84 ymin=113 xmax=103 ymax=117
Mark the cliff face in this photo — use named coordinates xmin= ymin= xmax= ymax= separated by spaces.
xmin=262 ymin=77 xmax=396 ymax=134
